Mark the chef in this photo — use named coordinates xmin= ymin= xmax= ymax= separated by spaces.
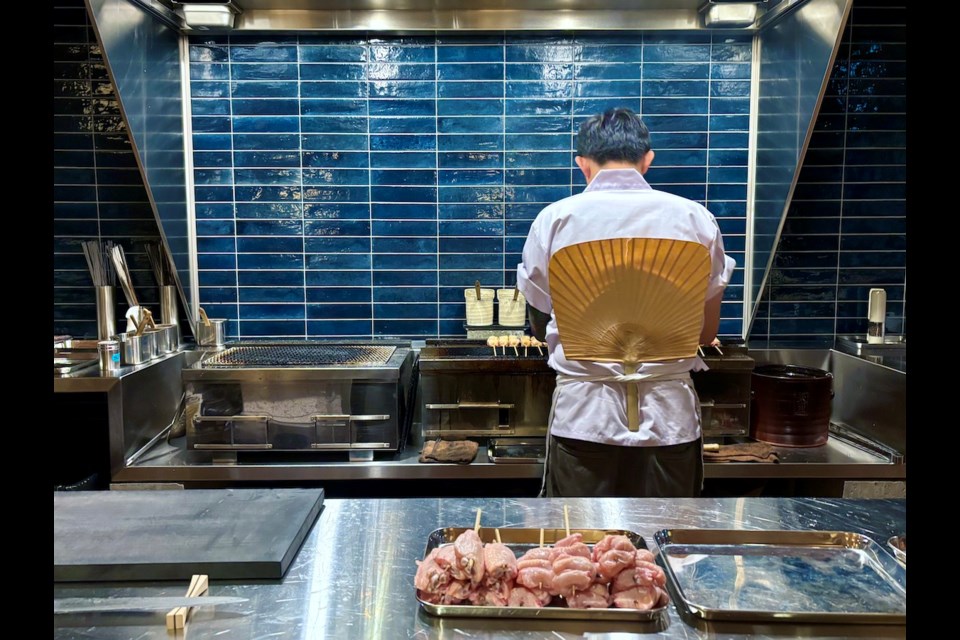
xmin=516 ymin=108 xmax=736 ymax=498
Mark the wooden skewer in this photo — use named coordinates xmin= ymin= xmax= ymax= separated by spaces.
xmin=539 ymin=528 xmax=544 ymax=548
xmin=513 ymin=346 xmax=519 ymax=356
xmin=715 ymin=345 xmax=724 ymax=356
xmin=474 ymin=508 xmax=482 ymax=534
xmin=166 ymin=573 xmax=209 ymax=630
xmin=513 ymin=287 xmax=520 ymax=301
xmin=563 ymin=505 xmax=570 ymax=538
xmin=495 ymin=528 xmax=502 ymax=544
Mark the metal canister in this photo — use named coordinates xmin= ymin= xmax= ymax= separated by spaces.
xmin=98 ymin=340 xmax=120 ymax=371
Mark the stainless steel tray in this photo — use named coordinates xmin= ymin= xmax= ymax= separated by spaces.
xmin=654 ymin=529 xmax=906 ymax=624
xmin=488 ymin=439 xmax=546 ymax=464
xmin=54 ymin=357 xmax=99 ymax=374
xmin=417 ymin=527 xmax=669 ymax=621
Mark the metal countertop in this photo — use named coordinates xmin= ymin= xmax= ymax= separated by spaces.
xmin=53 ymin=496 xmax=907 ymax=639
xmin=111 ymin=434 xmax=904 ymax=484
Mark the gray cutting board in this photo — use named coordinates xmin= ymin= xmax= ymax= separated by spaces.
xmin=54 ymin=488 xmax=324 ymax=582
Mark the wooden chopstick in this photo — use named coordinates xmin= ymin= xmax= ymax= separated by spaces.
xmin=166 ymin=574 xmax=209 ymax=630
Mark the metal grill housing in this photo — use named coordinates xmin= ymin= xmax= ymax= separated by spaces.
xmin=202 ymin=344 xmax=397 ymax=368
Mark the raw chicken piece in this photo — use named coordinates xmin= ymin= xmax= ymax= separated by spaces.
xmin=553 ymin=554 xmax=595 ymax=576
xmin=454 ymin=529 xmax=486 ymax=585
xmin=596 ymin=549 xmax=636 ymax=581
xmin=442 ymin=579 xmax=473 ymax=604
xmin=468 ymin=580 xmax=511 ymax=606
xmin=517 ymin=547 xmax=553 ymax=565
xmin=434 ymin=544 xmax=468 ymax=581
xmin=553 ymin=532 xmax=591 ymax=559
xmin=554 ymin=533 xmax=583 ymax=547
xmin=611 ymin=560 xmax=666 ymax=592
xmin=566 ymin=582 xmax=611 ymax=609
xmin=415 ymin=548 xmax=451 ymax=593
xmin=508 ymin=586 xmax=552 ymax=607
xmin=591 ymin=534 xmax=636 ymax=562
xmin=635 ymin=548 xmax=656 ymax=564
xmin=517 ymin=566 xmax=554 ymax=591
xmin=612 ymin=584 xmax=659 ymax=610
xmin=483 ymin=542 xmax=518 ymax=583
xmin=552 ymin=569 xmax=593 ymax=599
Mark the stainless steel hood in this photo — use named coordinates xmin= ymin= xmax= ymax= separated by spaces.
xmin=178 ymin=1 xmax=768 ymax=33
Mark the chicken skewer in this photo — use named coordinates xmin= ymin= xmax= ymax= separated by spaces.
xmin=520 ymin=335 xmax=531 ymax=356
xmin=486 ymin=335 xmax=498 ymax=356
xmin=507 ymin=335 xmax=520 ymax=356
xmin=530 ymin=337 xmax=544 ymax=355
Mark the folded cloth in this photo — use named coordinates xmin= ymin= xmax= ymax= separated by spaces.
xmin=420 ymin=439 xmax=479 ymax=464
xmin=703 ymin=442 xmax=779 ymax=463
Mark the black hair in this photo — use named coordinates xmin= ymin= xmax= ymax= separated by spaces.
xmin=576 ymin=108 xmax=652 ymax=164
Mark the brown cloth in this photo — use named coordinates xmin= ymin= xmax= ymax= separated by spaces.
xmin=703 ymin=442 xmax=780 ymax=464
xmin=419 ymin=439 xmax=479 ymax=464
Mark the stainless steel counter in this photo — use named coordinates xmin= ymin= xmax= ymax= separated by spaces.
xmin=53 ymin=351 xmax=184 ymax=393
xmin=111 ymin=432 xmax=904 ymax=484
xmin=53 ymin=496 xmax=907 ymax=639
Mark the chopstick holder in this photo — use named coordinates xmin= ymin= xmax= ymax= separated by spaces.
xmin=166 ymin=573 xmax=209 ymax=631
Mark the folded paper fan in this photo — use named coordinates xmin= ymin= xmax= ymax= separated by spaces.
xmin=548 ymin=238 xmax=712 ymax=431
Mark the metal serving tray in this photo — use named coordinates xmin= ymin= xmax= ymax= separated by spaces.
xmin=654 ymin=529 xmax=906 ymax=624
xmin=487 ymin=439 xmax=546 ymax=464
xmin=417 ymin=527 xmax=668 ymax=621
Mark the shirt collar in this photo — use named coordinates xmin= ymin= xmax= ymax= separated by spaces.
xmin=583 ymin=168 xmax=652 ymax=193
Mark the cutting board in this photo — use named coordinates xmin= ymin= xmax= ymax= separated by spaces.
xmin=54 ymin=488 xmax=324 ymax=582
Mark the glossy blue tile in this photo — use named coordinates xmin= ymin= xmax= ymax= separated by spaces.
xmin=373 ymin=319 xmax=436 ymax=336
xmin=505 ymin=203 xmax=548 ymax=219
xmin=506 ymin=151 xmax=571 ymax=168
xmin=300 ymin=99 xmax=367 ymax=116
xmin=372 ymin=220 xmax=437 ymax=236
xmin=190 ymin=63 xmax=229 ymax=81
xmin=194 ymin=186 xmax=232 ymax=202
xmin=307 ymin=303 xmax=372 ymax=320
xmin=192 ymin=81 xmax=230 ymax=99
xmin=439 ymin=204 xmax=504 ymax=220
xmin=505 ymin=64 xmax=573 ymax=82
xmin=439 ymin=186 xmax=503 ymax=203
xmin=373 ymin=237 xmax=437 ymax=254
xmin=507 ymin=99 xmax=571 ymax=116
xmin=504 ymin=133 xmax=570 ymax=151
xmin=300 ymin=81 xmax=367 ymax=99
xmin=644 ymin=45 xmax=710 ymax=63
xmin=437 ymin=169 xmax=502 ymax=186
xmin=439 ymin=117 xmax=503 ymax=134
xmin=190 ymin=45 xmax=228 ymax=63
xmin=233 ymin=168 xmax=299 ymax=185
xmin=437 ymin=45 xmax=503 ymax=63
xmin=438 ymin=82 xmax=504 ymax=99
xmin=368 ymin=169 xmax=435 ymax=186
xmin=237 ymin=237 xmax=305 ymax=255
xmin=303 ymin=236 xmax=371 ymax=254
xmin=577 ymin=45 xmax=642 ymax=63
xmin=237 ymin=269 xmax=303 ymax=286
xmin=303 ymin=220 xmax=370 ymax=237
xmin=710 ymin=44 xmax=751 ymax=62
xmin=193 ymin=134 xmax=232 ymax=150
xmin=302 ymin=186 xmax=370 ymax=202
xmin=235 ymin=202 xmax=302 ymax=218
xmin=196 ymin=220 xmax=235 ymax=236
xmin=300 ymin=168 xmax=367 ymax=186
xmin=439 ymin=237 xmax=503 ymax=254
xmin=299 ymin=45 xmax=367 ymax=63
xmin=238 ymin=305 xmax=306 ymax=322
xmin=370 ymin=186 xmax=436 ymax=203
xmin=192 ymin=116 xmax=230 ymax=133
xmin=437 ymin=153 xmax=502 ymax=170
xmin=373 ymin=287 xmax=435 ymax=303
xmin=437 ymin=63 xmax=503 ymax=81
xmin=438 ymin=253 xmax=503 ymax=271
xmin=373 ymin=254 xmax=438 ymax=270
xmin=302 ymin=203 xmax=370 ymax=220
xmin=197 ymin=253 xmax=237 ymax=271
xmin=367 ymin=151 xmax=431 ymax=169
xmin=506 ymin=44 xmax=577 ymax=63
xmin=647 ymin=167 xmax=707 ymax=184
xmin=230 ymin=63 xmax=298 ymax=81
xmin=301 ymin=134 xmax=368 ymax=151
xmin=710 ymin=98 xmax=751 ymax=114
xmin=305 ymin=271 xmax=370 ymax=287
xmin=374 ymin=303 xmax=437 ymax=320
xmin=435 ymin=134 xmax=503 ymax=153
xmin=307 ymin=320 xmax=371 ymax=336
xmin=439 ymin=271 xmax=503 ymax=287
xmin=373 ymin=271 xmax=438 ymax=287
xmin=307 ymin=287 xmax=372 ymax=303
xmin=192 ymin=100 xmax=231 ymax=116
xmin=437 ymin=100 xmax=504 ymax=117
xmin=233 ymin=133 xmax=299 ymax=150
xmin=306 ymin=254 xmax=372 ymax=270
xmin=504 ymin=116 xmax=569 ymax=134
xmin=440 ymin=220 xmax=504 ymax=236
xmin=198 ymin=272 xmax=236 ymax=287
xmin=369 ymin=81 xmax=436 ymax=99
xmin=239 ymin=287 xmax=305 ymax=303
xmin=370 ymin=135 xmax=435 ymax=151
xmin=194 ymin=151 xmax=232 ymax=168
xmin=369 ymin=117 xmax=434 ymax=134
xmin=231 ymin=46 xmax=298 ymax=63
xmin=369 ymin=99 xmax=436 ymax=116
xmin=642 ymin=98 xmax=709 ymax=115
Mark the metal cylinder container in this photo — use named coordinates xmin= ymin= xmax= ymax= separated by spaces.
xmin=96 ymin=286 xmax=116 ymax=342
xmin=98 ymin=340 xmax=120 ymax=371
xmin=160 ymin=285 xmax=179 ymax=328
xmin=152 ymin=323 xmax=179 ymax=354
xmin=197 ymin=318 xmax=227 ymax=347
xmin=116 ymin=331 xmax=157 ymax=365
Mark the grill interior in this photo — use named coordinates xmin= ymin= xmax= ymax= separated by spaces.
xmin=203 ymin=344 xmax=397 ymax=368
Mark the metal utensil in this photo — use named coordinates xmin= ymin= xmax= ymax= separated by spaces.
xmin=110 ymin=244 xmax=139 ymax=308
xmin=54 ymin=596 xmax=247 ymax=614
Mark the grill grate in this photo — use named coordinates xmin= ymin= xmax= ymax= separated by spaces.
xmin=203 ymin=344 xmax=397 ymax=368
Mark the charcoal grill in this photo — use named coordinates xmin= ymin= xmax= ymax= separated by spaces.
xmin=419 ymin=339 xmax=553 ymax=440
xmin=203 ymin=344 xmax=397 ymax=368
xmin=182 ymin=341 xmax=415 ymax=456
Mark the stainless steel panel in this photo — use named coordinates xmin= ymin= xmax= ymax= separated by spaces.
xmin=829 ymin=351 xmax=905 ymax=459
xmin=746 ymin=0 xmax=853 ymax=332
xmin=54 ymin=496 xmax=907 ymax=640
xmin=655 ymin=528 xmax=905 ymax=623
xmin=86 ymin=0 xmax=195 ymax=338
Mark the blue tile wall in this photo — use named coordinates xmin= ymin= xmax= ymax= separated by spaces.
xmin=750 ymin=1 xmax=907 ymax=341
xmin=190 ymin=32 xmax=752 ymax=339
xmin=53 ymin=1 xmax=163 ymax=338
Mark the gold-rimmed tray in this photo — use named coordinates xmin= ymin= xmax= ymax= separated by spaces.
xmin=416 ymin=527 xmax=668 ymax=621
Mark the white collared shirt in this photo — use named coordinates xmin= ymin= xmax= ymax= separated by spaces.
xmin=516 ymin=168 xmax=736 ymax=447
